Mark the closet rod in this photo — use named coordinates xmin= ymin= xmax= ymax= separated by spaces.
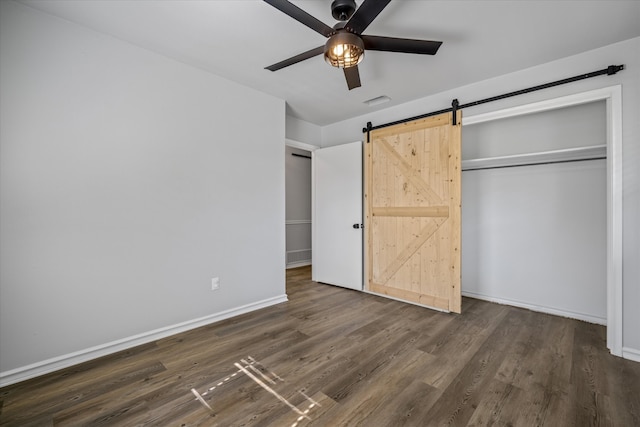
xmin=462 ymin=156 xmax=605 ymax=172
xmin=363 ymin=64 xmax=624 ymax=139
xmin=292 ymin=153 xmax=312 ymax=159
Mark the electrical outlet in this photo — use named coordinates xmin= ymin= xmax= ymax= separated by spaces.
xmin=211 ymin=277 xmax=220 ymax=291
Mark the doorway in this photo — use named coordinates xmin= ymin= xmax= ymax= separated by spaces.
xmin=285 ymin=141 xmax=314 ymax=269
xmin=461 ymin=85 xmax=623 ymax=356
xmin=462 ymin=100 xmax=606 ymax=322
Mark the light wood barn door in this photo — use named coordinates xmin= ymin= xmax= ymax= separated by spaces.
xmin=364 ymin=112 xmax=462 ymax=313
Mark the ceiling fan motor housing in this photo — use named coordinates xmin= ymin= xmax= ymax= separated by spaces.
xmin=331 ymin=0 xmax=357 ymax=21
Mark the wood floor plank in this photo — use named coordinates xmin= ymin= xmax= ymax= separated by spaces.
xmin=465 ymin=378 xmax=521 ymax=426
xmin=417 ymin=308 xmax=529 ymax=426
xmin=418 ymin=302 xmax=510 ymax=390
xmin=323 ymin=350 xmax=439 ymax=426
xmin=1 ymin=265 xmax=639 ymax=426
xmin=2 ymin=361 xmax=166 ymax=425
xmin=320 ymin=328 xmax=423 ymax=403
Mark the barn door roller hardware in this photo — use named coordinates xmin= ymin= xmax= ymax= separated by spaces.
xmin=452 ymin=99 xmax=459 ymax=126
xmin=363 ymin=64 xmax=625 ymax=141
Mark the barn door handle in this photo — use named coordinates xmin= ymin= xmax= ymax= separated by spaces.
xmin=353 ymin=223 xmax=363 ymax=229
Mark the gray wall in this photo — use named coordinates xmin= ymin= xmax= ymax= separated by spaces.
xmin=285 ymin=146 xmax=312 ymax=266
xmin=321 ymin=36 xmax=640 ymax=354
xmin=286 ymin=115 xmax=321 ymax=147
xmin=462 ymin=101 xmax=606 ymax=159
xmin=0 ymin=1 xmax=285 ymax=377
xmin=463 ymin=160 xmax=606 ymax=319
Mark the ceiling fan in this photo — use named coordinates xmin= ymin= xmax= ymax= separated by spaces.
xmin=263 ymin=0 xmax=442 ymax=90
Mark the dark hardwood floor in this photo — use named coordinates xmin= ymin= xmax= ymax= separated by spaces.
xmin=1 ymin=266 xmax=639 ymax=426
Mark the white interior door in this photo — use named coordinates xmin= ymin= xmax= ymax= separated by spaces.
xmin=312 ymin=141 xmax=363 ymax=290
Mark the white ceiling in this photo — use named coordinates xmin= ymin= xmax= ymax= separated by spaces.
xmin=20 ymin=0 xmax=640 ymax=126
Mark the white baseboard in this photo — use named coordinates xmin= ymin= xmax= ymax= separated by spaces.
xmin=622 ymin=347 xmax=640 ymax=363
xmin=286 ymin=260 xmax=311 ymax=269
xmin=0 ymin=294 xmax=288 ymax=388
xmin=461 ymin=291 xmax=607 ymax=325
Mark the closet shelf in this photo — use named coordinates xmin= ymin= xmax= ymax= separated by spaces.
xmin=462 ymin=145 xmax=606 ymax=171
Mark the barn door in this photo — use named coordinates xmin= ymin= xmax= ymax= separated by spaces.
xmin=364 ymin=112 xmax=462 ymax=313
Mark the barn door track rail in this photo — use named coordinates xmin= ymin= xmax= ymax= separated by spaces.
xmin=363 ymin=64 xmax=624 ymax=142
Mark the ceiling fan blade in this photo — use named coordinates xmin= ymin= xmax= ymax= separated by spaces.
xmin=362 ymin=35 xmax=442 ymax=55
xmin=263 ymin=0 xmax=334 ymax=38
xmin=344 ymin=0 xmax=392 ymax=35
xmin=265 ymin=46 xmax=325 ymax=71
xmin=343 ymin=66 xmax=361 ymax=90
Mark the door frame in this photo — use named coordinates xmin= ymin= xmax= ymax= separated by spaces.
xmin=462 ymin=85 xmax=623 ymax=357
xmin=287 ymin=138 xmax=365 ymax=289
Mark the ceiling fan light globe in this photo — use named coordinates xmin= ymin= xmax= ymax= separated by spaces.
xmin=324 ymin=32 xmax=365 ymax=68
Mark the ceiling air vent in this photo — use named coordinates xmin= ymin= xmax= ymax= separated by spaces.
xmin=364 ymin=95 xmax=391 ymax=106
